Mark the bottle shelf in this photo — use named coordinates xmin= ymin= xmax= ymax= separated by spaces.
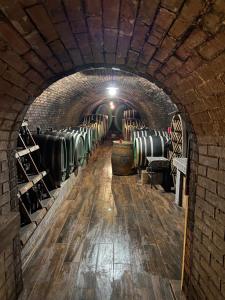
xmin=15 ymin=145 xmax=39 ymax=158
xmin=18 ymin=171 xmax=47 ymax=195
xmin=16 ymin=121 xmax=53 ymax=247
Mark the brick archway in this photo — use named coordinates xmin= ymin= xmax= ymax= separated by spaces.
xmin=0 ymin=1 xmax=225 ymax=299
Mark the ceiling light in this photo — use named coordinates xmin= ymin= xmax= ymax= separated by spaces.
xmin=107 ymin=87 xmax=118 ymax=97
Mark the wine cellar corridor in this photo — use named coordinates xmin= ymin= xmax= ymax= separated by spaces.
xmin=0 ymin=1 xmax=225 ymax=300
xmin=19 ymin=143 xmax=184 ymax=300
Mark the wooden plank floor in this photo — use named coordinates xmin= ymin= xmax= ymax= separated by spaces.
xmin=19 ymin=143 xmax=185 ymax=300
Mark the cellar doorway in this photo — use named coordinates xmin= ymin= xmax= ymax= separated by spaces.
xmin=15 ymin=68 xmax=190 ymax=299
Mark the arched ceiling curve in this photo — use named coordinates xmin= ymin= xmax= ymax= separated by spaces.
xmin=26 ymin=68 xmax=176 ymax=129
xmin=0 ymin=0 xmax=224 ymax=138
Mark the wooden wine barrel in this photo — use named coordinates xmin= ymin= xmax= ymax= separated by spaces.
xmin=133 ymin=135 xmax=169 ymax=168
xmin=111 ymin=141 xmax=136 ymax=175
xmin=96 ymin=104 xmax=113 ymax=128
xmin=123 ymin=109 xmax=139 ymax=119
xmin=34 ymin=134 xmax=67 ymax=187
xmin=47 ymin=131 xmax=74 ymax=178
xmin=122 ymin=118 xmax=145 ymax=141
xmin=132 ymin=129 xmax=170 ymax=141
xmin=132 ymin=129 xmax=155 ymax=141
xmin=78 ymin=127 xmax=93 ymax=152
xmin=70 ymin=131 xmax=86 ymax=166
xmin=57 ymin=132 xmax=75 ymax=177
xmin=114 ymin=104 xmax=126 ymax=132
xmin=83 ymin=114 xmax=109 ymax=139
xmin=152 ymin=129 xmax=170 ymax=139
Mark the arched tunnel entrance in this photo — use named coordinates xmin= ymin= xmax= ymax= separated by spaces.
xmin=0 ymin=1 xmax=224 ymax=299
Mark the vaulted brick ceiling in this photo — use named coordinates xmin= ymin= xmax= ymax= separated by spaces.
xmin=26 ymin=68 xmax=176 ymax=130
xmin=0 ymin=0 xmax=225 ymax=141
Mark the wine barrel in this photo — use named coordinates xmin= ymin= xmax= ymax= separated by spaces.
xmin=152 ymin=129 xmax=170 ymax=139
xmin=122 ymin=118 xmax=145 ymax=141
xmin=47 ymin=131 xmax=74 ymax=178
xmin=132 ymin=129 xmax=155 ymax=141
xmin=79 ymin=127 xmax=93 ymax=152
xmin=83 ymin=114 xmax=109 ymax=139
xmin=123 ymin=109 xmax=139 ymax=119
xmin=111 ymin=141 xmax=136 ymax=175
xmin=133 ymin=135 xmax=169 ymax=168
xmin=69 ymin=131 xmax=86 ymax=166
xmin=34 ymin=134 xmax=67 ymax=187
xmin=114 ymin=104 xmax=126 ymax=132
xmin=96 ymin=104 xmax=113 ymax=128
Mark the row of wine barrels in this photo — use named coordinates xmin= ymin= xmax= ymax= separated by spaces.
xmin=123 ymin=109 xmax=139 ymax=120
xmin=83 ymin=114 xmax=109 ymax=140
xmin=34 ymin=129 xmax=88 ymax=187
xmin=122 ymin=118 xmax=145 ymax=141
xmin=132 ymin=129 xmax=170 ymax=141
xmin=152 ymin=129 xmax=170 ymax=139
xmin=33 ymin=134 xmax=67 ymax=187
xmin=133 ymin=135 xmax=169 ymax=168
xmin=62 ymin=129 xmax=89 ymax=159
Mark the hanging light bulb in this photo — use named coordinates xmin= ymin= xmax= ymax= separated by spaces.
xmin=106 ymin=86 xmax=118 ymax=97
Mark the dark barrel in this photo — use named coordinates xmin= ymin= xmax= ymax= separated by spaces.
xmin=111 ymin=141 xmax=136 ymax=175
xmin=96 ymin=104 xmax=113 ymax=128
xmin=114 ymin=104 xmax=126 ymax=132
xmin=133 ymin=135 xmax=169 ymax=168
xmin=70 ymin=130 xmax=86 ymax=167
xmin=47 ymin=131 xmax=74 ymax=178
xmin=34 ymin=134 xmax=67 ymax=187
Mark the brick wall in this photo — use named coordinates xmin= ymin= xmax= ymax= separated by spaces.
xmin=0 ymin=0 xmax=224 ymax=299
xmin=186 ymin=136 xmax=225 ymax=299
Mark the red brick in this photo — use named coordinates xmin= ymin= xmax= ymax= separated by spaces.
xmin=2 ymin=67 xmax=29 ymax=89
xmin=27 ymin=4 xmax=58 ymax=42
xmin=131 ymin=23 xmax=148 ymax=51
xmin=45 ymin=0 xmax=67 ymax=23
xmin=85 ymin=0 xmax=102 ymax=16
xmin=55 ymin=22 xmax=78 ymax=49
xmin=161 ymin=0 xmax=184 ymax=12
xmin=0 ymin=21 xmax=30 ymax=55
xmin=154 ymin=36 xmax=176 ymax=62
xmin=153 ymin=8 xmax=176 ymax=31
xmin=103 ymin=0 xmax=120 ymax=28
xmin=104 ymin=28 xmax=118 ymax=53
xmin=49 ymin=40 xmax=73 ymax=71
xmin=198 ymin=31 xmax=225 ymax=60
xmin=1 ymin=2 xmax=34 ymax=35
xmin=137 ymin=0 xmax=160 ymax=26
xmin=198 ymin=175 xmax=217 ymax=193
xmin=139 ymin=43 xmax=155 ymax=64
xmin=146 ymin=59 xmax=161 ymax=76
xmin=119 ymin=0 xmax=138 ymax=37
xmin=199 ymin=155 xmax=218 ymax=169
xmin=0 ymin=49 xmax=29 ymax=74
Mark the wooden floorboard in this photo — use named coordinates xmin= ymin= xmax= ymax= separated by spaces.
xmin=19 ymin=142 xmax=185 ymax=300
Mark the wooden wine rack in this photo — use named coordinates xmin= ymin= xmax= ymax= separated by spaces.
xmin=16 ymin=121 xmax=54 ymax=246
xmin=169 ymin=114 xmax=187 ymax=186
